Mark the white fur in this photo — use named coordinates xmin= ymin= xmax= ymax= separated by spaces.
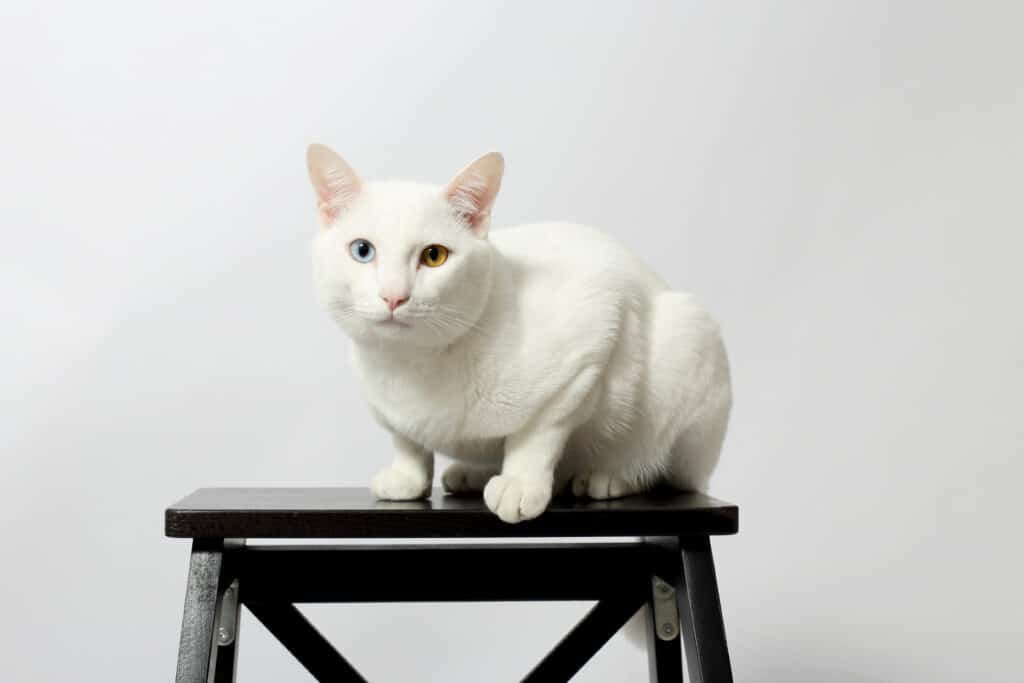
xmin=308 ymin=146 xmax=731 ymax=523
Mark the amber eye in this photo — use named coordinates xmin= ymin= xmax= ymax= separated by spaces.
xmin=420 ymin=244 xmax=449 ymax=267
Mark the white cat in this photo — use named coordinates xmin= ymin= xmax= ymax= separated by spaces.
xmin=308 ymin=145 xmax=731 ymax=523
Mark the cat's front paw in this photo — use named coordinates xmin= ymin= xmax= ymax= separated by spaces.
xmin=483 ymin=474 xmax=552 ymax=523
xmin=371 ymin=466 xmax=431 ymax=501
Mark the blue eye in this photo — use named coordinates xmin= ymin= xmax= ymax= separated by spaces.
xmin=349 ymin=239 xmax=376 ymax=263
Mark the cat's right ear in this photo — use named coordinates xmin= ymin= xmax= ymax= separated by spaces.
xmin=444 ymin=152 xmax=504 ymax=238
xmin=307 ymin=144 xmax=362 ymax=227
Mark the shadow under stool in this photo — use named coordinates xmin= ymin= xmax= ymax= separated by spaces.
xmin=166 ymin=487 xmax=738 ymax=682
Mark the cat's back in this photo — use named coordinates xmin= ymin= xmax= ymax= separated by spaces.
xmin=490 ymin=222 xmax=667 ymax=292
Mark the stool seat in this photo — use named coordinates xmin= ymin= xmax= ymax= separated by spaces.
xmin=168 ymin=487 xmax=738 ymax=683
xmin=166 ymin=486 xmax=738 ymax=539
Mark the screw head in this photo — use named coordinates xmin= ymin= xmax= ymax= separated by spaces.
xmin=218 ymin=627 xmax=230 ymax=643
xmin=662 ymin=623 xmax=676 ymax=637
xmin=655 ymin=581 xmax=672 ymax=596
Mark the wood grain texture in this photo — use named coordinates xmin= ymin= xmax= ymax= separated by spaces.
xmin=174 ymin=540 xmax=222 ymax=683
xmin=165 ymin=487 xmax=738 ymax=539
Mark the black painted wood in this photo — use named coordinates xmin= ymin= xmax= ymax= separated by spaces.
xmin=247 ymin=603 xmax=367 ymax=682
xmin=166 ymin=487 xmax=738 ymax=539
xmin=677 ymin=536 xmax=733 ymax=683
xmin=175 ymin=540 xmax=223 ymax=683
xmin=522 ymin=590 xmax=648 ymax=682
xmin=237 ymin=543 xmax=654 ymax=602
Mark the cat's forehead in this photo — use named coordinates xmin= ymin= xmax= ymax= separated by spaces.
xmin=350 ymin=181 xmax=453 ymax=238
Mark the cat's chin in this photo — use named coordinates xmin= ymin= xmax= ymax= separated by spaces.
xmin=375 ymin=318 xmax=412 ymax=329
xmin=362 ymin=320 xmax=413 ymax=341
xmin=353 ymin=320 xmax=445 ymax=351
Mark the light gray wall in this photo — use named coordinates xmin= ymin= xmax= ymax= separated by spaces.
xmin=2 ymin=2 xmax=1021 ymax=681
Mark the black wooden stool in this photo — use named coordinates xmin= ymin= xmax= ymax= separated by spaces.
xmin=166 ymin=488 xmax=738 ymax=682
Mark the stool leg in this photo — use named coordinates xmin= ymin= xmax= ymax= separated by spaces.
xmin=175 ymin=539 xmax=224 ymax=683
xmin=677 ymin=536 xmax=733 ymax=683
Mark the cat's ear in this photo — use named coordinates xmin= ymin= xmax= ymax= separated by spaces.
xmin=443 ymin=152 xmax=504 ymax=237
xmin=307 ymin=144 xmax=362 ymax=226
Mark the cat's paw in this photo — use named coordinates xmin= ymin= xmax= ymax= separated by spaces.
xmin=570 ymin=471 xmax=635 ymax=500
xmin=441 ymin=463 xmax=496 ymax=496
xmin=483 ymin=474 xmax=552 ymax=523
xmin=371 ymin=466 xmax=431 ymax=501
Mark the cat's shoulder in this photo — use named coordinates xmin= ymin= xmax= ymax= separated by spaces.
xmin=491 ymin=221 xmax=617 ymax=250
xmin=491 ymin=222 xmax=663 ymax=287
xmin=489 ymin=222 xmax=632 ymax=270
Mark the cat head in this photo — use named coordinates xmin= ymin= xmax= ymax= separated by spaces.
xmin=307 ymin=144 xmax=503 ymax=350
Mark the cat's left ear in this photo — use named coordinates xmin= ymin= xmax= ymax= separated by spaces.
xmin=443 ymin=152 xmax=504 ymax=237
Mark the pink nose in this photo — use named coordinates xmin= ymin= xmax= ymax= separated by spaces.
xmin=381 ymin=295 xmax=408 ymax=312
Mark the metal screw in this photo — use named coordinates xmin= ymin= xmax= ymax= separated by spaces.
xmin=662 ymin=623 xmax=676 ymax=637
xmin=655 ymin=581 xmax=672 ymax=596
xmin=218 ymin=627 xmax=230 ymax=644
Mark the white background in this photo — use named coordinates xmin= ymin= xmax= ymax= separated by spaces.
xmin=3 ymin=2 xmax=1022 ymax=681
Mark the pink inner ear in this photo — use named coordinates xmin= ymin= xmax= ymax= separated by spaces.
xmin=318 ymin=201 xmax=340 ymax=223
xmin=443 ymin=153 xmax=503 ymax=235
xmin=447 ymin=172 xmax=489 ymax=225
xmin=308 ymin=145 xmax=362 ymax=224
xmin=313 ymin=167 xmax=362 ymax=222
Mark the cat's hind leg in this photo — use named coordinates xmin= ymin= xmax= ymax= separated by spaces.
xmin=666 ymin=407 xmax=729 ymax=492
xmin=649 ymin=291 xmax=732 ymax=493
xmin=569 ymin=470 xmax=647 ymax=500
xmin=441 ymin=462 xmax=499 ymax=496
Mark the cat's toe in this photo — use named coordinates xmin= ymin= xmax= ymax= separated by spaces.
xmin=570 ymin=473 xmax=590 ymax=498
xmin=518 ymin=482 xmax=552 ymax=520
xmin=483 ymin=475 xmax=551 ymax=523
xmin=608 ymin=477 xmax=631 ymax=498
xmin=371 ymin=467 xmax=430 ymax=501
xmin=442 ymin=464 xmax=493 ymax=495
xmin=583 ymin=472 xmax=633 ymax=500
xmin=483 ymin=475 xmax=519 ymax=522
